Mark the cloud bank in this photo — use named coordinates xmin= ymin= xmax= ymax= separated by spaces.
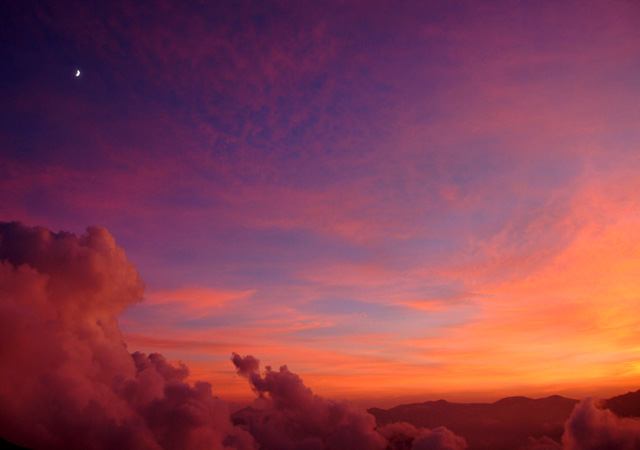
xmin=525 ymin=397 xmax=640 ymax=449
xmin=4 ymin=221 xmax=637 ymax=450
xmin=0 ymin=222 xmax=465 ymax=450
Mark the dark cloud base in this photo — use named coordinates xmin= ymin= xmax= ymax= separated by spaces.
xmin=0 ymin=222 xmax=638 ymax=450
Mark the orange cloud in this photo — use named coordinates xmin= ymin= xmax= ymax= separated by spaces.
xmin=402 ymin=177 xmax=640 ymax=397
xmin=144 ymin=287 xmax=255 ymax=318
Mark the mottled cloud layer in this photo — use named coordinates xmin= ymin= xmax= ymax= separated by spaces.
xmin=2 ymin=0 xmax=640 ymax=404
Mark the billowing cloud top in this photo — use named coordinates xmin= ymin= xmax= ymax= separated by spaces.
xmin=232 ymin=353 xmax=388 ymax=450
xmin=0 ymin=222 xmax=249 ymax=449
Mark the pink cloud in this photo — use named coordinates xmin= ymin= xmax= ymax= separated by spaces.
xmin=562 ymin=398 xmax=640 ymax=449
xmin=0 ymin=222 xmax=252 ymax=449
xmin=232 ymin=353 xmax=467 ymax=450
xmin=0 ymin=221 xmax=470 ymax=449
xmin=378 ymin=422 xmax=468 ymax=450
xmin=147 ymin=287 xmax=254 ymax=307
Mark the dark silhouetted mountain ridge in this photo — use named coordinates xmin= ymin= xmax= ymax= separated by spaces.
xmin=603 ymin=389 xmax=640 ymax=418
xmin=368 ymin=389 xmax=640 ymax=450
xmin=369 ymin=394 xmax=578 ymax=449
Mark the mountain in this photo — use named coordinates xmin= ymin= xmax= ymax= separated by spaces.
xmin=603 ymin=389 xmax=640 ymax=418
xmin=0 ymin=437 xmax=30 ymax=450
xmin=369 ymin=395 xmax=579 ymax=450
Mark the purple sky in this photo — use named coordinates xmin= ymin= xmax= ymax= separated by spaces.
xmin=2 ymin=0 xmax=640 ymax=404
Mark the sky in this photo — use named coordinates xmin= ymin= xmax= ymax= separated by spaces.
xmin=1 ymin=0 xmax=640 ymax=408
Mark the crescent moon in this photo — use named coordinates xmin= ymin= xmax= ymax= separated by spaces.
xmin=75 ymin=69 xmax=80 ymax=77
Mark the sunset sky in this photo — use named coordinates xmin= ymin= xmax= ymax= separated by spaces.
xmin=2 ymin=0 xmax=640 ymax=407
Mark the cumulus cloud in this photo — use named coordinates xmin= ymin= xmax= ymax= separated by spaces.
xmin=411 ymin=428 xmax=468 ymax=450
xmin=522 ymin=398 xmax=640 ymax=450
xmin=231 ymin=353 xmax=388 ymax=450
xmin=520 ymin=436 xmax=562 ymax=450
xmin=562 ymin=397 xmax=640 ymax=450
xmin=0 ymin=222 xmax=252 ymax=450
xmin=0 ymin=221 xmax=468 ymax=450
xmin=377 ymin=422 xmax=421 ymax=449
xmin=231 ymin=354 xmax=467 ymax=450
xmin=378 ymin=422 xmax=467 ymax=450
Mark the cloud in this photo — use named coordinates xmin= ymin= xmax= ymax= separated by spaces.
xmin=411 ymin=428 xmax=468 ymax=450
xmin=523 ymin=398 xmax=640 ymax=450
xmin=520 ymin=436 xmax=562 ymax=450
xmin=0 ymin=222 xmax=252 ymax=450
xmin=231 ymin=353 xmax=466 ymax=450
xmin=10 ymin=221 xmax=640 ymax=450
xmin=0 ymin=221 xmax=467 ymax=450
xmin=145 ymin=287 xmax=255 ymax=315
xmin=231 ymin=353 xmax=388 ymax=450
xmin=562 ymin=398 xmax=640 ymax=450
xmin=378 ymin=422 xmax=468 ymax=450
